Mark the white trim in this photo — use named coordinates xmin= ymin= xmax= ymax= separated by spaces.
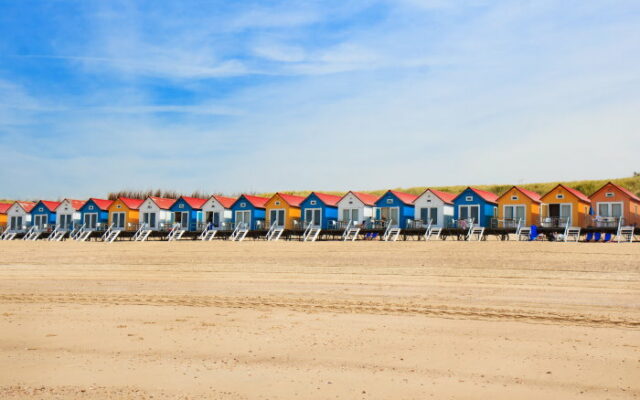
xmin=269 ymin=208 xmax=286 ymax=227
xmin=304 ymin=208 xmax=322 ymax=226
xmin=235 ymin=210 xmax=251 ymax=227
xmin=458 ymin=205 xmax=480 ymax=223
xmin=84 ymin=212 xmax=98 ymax=230
xmin=503 ymin=204 xmax=526 ymax=225
xmin=596 ymin=201 xmax=624 ymax=218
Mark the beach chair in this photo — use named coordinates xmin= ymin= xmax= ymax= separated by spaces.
xmin=371 ymin=232 xmax=378 ymax=240
xmin=529 ymin=225 xmax=539 ymax=241
xmin=585 ymin=232 xmax=593 ymax=242
xmin=594 ymin=232 xmax=602 ymax=242
xmin=364 ymin=233 xmax=372 ymax=240
xmin=603 ymin=233 xmax=612 ymax=242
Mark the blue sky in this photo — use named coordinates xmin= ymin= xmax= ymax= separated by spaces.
xmin=1 ymin=0 xmax=639 ymax=199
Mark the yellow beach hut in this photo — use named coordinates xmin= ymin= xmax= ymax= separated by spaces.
xmin=108 ymin=197 xmax=144 ymax=231
xmin=264 ymin=193 xmax=305 ymax=229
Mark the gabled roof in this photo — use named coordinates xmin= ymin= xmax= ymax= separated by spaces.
xmin=308 ymin=192 xmax=342 ymax=207
xmin=344 ymin=191 xmax=379 ymax=206
xmin=147 ymin=197 xmax=176 ymax=210
xmin=11 ymin=201 xmax=36 ymax=213
xmin=236 ymin=194 xmax=270 ymax=209
xmin=543 ymin=184 xmax=590 ymax=203
xmin=212 ymin=195 xmax=237 ymax=209
xmin=0 ymin=203 xmax=12 ymax=214
xmin=57 ymin=199 xmax=87 ymax=211
xmin=497 ymin=186 xmax=541 ymax=203
xmin=275 ymin=193 xmax=305 ymax=207
xmin=417 ymin=188 xmax=457 ymax=205
xmin=180 ymin=196 xmax=207 ymax=209
xmin=36 ymin=200 xmax=62 ymax=212
xmin=591 ymin=182 xmax=640 ymax=203
xmin=387 ymin=190 xmax=419 ymax=205
xmin=454 ymin=187 xmax=499 ymax=204
xmin=85 ymin=198 xmax=113 ymax=211
xmin=118 ymin=197 xmax=144 ymax=210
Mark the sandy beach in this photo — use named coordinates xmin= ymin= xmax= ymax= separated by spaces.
xmin=0 ymin=240 xmax=638 ymax=399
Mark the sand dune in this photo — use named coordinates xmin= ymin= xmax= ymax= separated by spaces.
xmin=0 ymin=241 xmax=638 ymax=399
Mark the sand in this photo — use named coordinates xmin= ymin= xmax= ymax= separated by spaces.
xmin=0 ymin=240 xmax=638 ymax=399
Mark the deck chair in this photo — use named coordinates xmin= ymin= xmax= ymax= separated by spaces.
xmin=529 ymin=225 xmax=539 ymax=241
xmin=371 ymin=232 xmax=378 ymax=240
xmin=603 ymin=233 xmax=612 ymax=242
xmin=594 ymin=232 xmax=602 ymax=242
xmin=585 ymin=232 xmax=593 ymax=242
xmin=364 ymin=232 xmax=372 ymax=240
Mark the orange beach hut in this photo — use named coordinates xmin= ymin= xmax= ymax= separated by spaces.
xmin=495 ymin=186 xmax=541 ymax=227
xmin=589 ymin=182 xmax=640 ymax=226
xmin=108 ymin=197 xmax=144 ymax=231
xmin=539 ymin=184 xmax=591 ymax=227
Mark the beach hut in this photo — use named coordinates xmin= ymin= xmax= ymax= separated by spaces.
xmin=495 ymin=187 xmax=542 ymax=227
xmin=6 ymin=201 xmax=35 ymax=231
xmin=138 ymin=197 xmax=176 ymax=230
xmin=265 ymin=193 xmax=305 ymax=230
xmin=0 ymin=202 xmax=13 ymax=229
xmin=452 ymin=188 xmax=499 ymax=227
xmin=78 ymin=198 xmax=113 ymax=230
xmin=413 ymin=189 xmax=456 ymax=228
xmin=337 ymin=191 xmax=379 ymax=226
xmin=169 ymin=197 xmax=207 ymax=231
xmin=374 ymin=190 xmax=418 ymax=229
xmin=30 ymin=200 xmax=61 ymax=230
xmin=56 ymin=199 xmax=86 ymax=230
xmin=300 ymin=192 xmax=341 ymax=229
xmin=589 ymin=182 xmax=640 ymax=227
xmin=230 ymin=194 xmax=269 ymax=230
xmin=108 ymin=197 xmax=144 ymax=231
xmin=539 ymin=184 xmax=591 ymax=227
xmin=201 ymin=195 xmax=236 ymax=229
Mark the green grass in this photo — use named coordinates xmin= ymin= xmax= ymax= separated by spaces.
xmin=259 ymin=175 xmax=640 ymax=199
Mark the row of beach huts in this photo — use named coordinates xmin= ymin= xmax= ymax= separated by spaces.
xmin=0 ymin=182 xmax=638 ymax=242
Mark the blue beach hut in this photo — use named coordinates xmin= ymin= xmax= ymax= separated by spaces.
xmin=374 ymin=190 xmax=418 ymax=228
xmin=300 ymin=192 xmax=341 ymax=229
xmin=30 ymin=200 xmax=61 ymax=230
xmin=452 ymin=187 xmax=499 ymax=227
xmin=79 ymin=198 xmax=113 ymax=230
xmin=230 ymin=195 xmax=269 ymax=230
xmin=169 ymin=197 xmax=207 ymax=231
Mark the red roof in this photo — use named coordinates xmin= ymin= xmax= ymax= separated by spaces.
xmin=343 ymin=191 xmax=379 ymax=206
xmin=468 ymin=188 xmax=499 ymax=204
xmin=15 ymin=201 xmax=36 ymax=212
xmin=54 ymin=199 xmax=86 ymax=211
xmin=118 ymin=197 xmax=144 ymax=210
xmin=497 ymin=186 xmax=541 ymax=203
xmin=88 ymin=198 xmax=113 ymax=211
xmin=558 ymin=184 xmax=591 ymax=203
xmin=0 ymin=203 xmax=12 ymax=213
xmin=212 ymin=195 xmax=237 ymax=209
xmin=276 ymin=193 xmax=305 ymax=207
xmin=389 ymin=190 xmax=419 ymax=205
xmin=148 ymin=197 xmax=176 ymax=210
xmin=592 ymin=182 xmax=640 ymax=203
xmin=238 ymin=194 xmax=270 ymax=208
xmin=418 ymin=189 xmax=456 ymax=204
xmin=38 ymin=200 xmax=61 ymax=212
xmin=310 ymin=192 xmax=342 ymax=207
xmin=181 ymin=196 xmax=207 ymax=209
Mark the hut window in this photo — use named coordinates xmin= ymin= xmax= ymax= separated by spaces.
xmin=179 ymin=204 xmax=184 ymax=209
xmin=310 ymin=200 xmax=317 ymax=205
xmin=556 ymin=194 xmax=564 ymax=199
xmin=465 ymin=196 xmax=473 ymax=201
xmin=38 ymin=207 xmax=43 ymax=212
xmin=605 ymin=192 xmax=614 ymax=198
xmin=275 ymin=201 xmax=281 ymax=206
xmin=426 ymin=199 xmax=431 ymax=203
xmin=88 ymin=206 xmax=94 ymax=210
xmin=386 ymin=199 xmax=393 ymax=204
xmin=348 ymin=201 xmax=353 ymax=205
xmin=511 ymin=196 xmax=518 ymax=201
xmin=240 ymin=202 xmax=246 ymax=208
xmin=117 ymin=204 xmax=122 ymax=209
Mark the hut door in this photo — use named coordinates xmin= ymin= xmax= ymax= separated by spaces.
xmin=10 ymin=216 xmax=22 ymax=230
xmin=305 ymin=209 xmax=321 ymax=226
xmin=270 ymin=209 xmax=285 ymax=227
xmin=84 ymin=213 xmax=97 ymax=229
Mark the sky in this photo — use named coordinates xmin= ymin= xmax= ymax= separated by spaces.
xmin=0 ymin=0 xmax=639 ymax=199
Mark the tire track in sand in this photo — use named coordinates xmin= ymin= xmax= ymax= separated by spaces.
xmin=1 ymin=292 xmax=638 ymax=328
